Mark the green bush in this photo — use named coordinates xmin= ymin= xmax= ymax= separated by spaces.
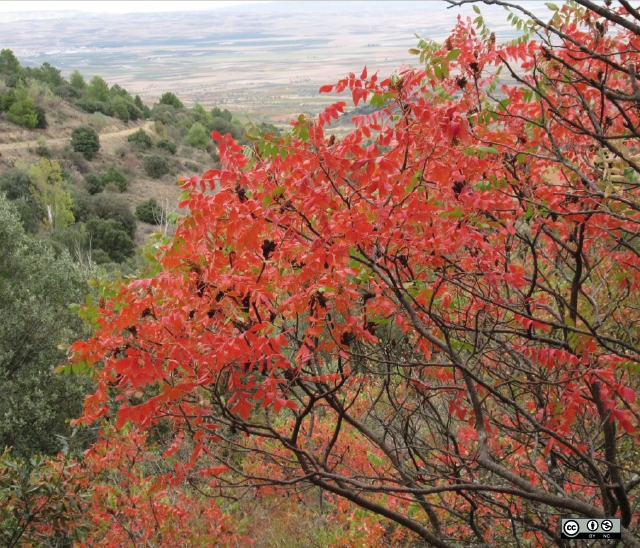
xmin=0 ymin=194 xmax=91 ymax=456
xmin=184 ymin=122 xmax=208 ymax=149
xmin=156 ymin=138 xmax=177 ymax=155
xmin=69 ymin=187 xmax=93 ymax=222
xmin=34 ymin=106 xmax=47 ymax=129
xmin=126 ymin=101 xmax=142 ymax=122
xmin=7 ymin=97 xmax=38 ymax=128
xmin=134 ymin=95 xmax=150 ymax=118
xmin=0 ymin=48 xmax=20 ymax=75
xmin=0 ymin=168 xmax=34 ymax=201
xmin=35 ymin=143 xmax=50 ymax=158
xmin=135 ymin=198 xmax=164 ymax=224
xmin=101 ymin=166 xmax=128 ymax=192
xmin=86 ymin=217 xmax=134 ymax=263
xmin=143 ymin=155 xmax=169 ymax=179
xmin=90 ymin=193 xmax=136 ymax=237
xmin=158 ymin=91 xmax=183 ymax=109
xmin=0 ymin=89 xmax=16 ymax=112
xmin=0 ymin=169 xmax=42 ymax=234
xmin=69 ymin=69 xmax=86 ymax=91
xmin=75 ymin=97 xmax=112 ymax=116
xmin=150 ymin=104 xmax=176 ymax=125
xmin=86 ymin=75 xmax=109 ymax=102
xmin=211 ymin=107 xmax=233 ymax=122
xmin=71 ymin=125 xmax=100 ymax=160
xmin=90 ymin=112 xmax=109 ymax=130
xmin=85 ymin=173 xmax=104 ymax=195
xmin=127 ymin=128 xmax=153 ymax=149
xmin=111 ymin=95 xmax=130 ymax=122
xmin=209 ymin=117 xmax=245 ymax=143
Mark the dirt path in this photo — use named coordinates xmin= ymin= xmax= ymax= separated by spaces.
xmin=0 ymin=121 xmax=154 ymax=153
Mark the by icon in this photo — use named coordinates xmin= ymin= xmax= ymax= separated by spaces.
xmin=563 ymin=520 xmax=580 ymax=538
xmin=587 ymin=520 xmax=599 ymax=532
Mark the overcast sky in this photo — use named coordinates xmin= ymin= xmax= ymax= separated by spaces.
xmin=1 ymin=1 xmax=270 ymax=13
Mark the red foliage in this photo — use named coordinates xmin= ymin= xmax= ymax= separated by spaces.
xmin=69 ymin=2 xmax=640 ymax=546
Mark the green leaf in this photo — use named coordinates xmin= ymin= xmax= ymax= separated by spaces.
xmin=473 ymin=4 xmax=481 ymax=13
xmin=370 ymin=93 xmax=386 ymax=108
xmin=497 ymin=99 xmax=511 ymax=112
xmin=478 ymin=146 xmax=500 ymax=154
xmin=545 ymin=2 xmax=559 ymax=10
xmin=446 ymin=49 xmax=461 ymax=61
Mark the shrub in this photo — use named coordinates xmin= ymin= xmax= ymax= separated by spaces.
xmin=184 ymin=122 xmax=208 ymax=149
xmin=101 ymin=166 xmax=128 ymax=192
xmin=127 ymin=128 xmax=153 ymax=149
xmin=67 ymin=86 xmax=82 ymax=99
xmin=85 ymin=173 xmax=104 ymax=195
xmin=86 ymin=75 xmax=109 ymax=103
xmin=0 ymin=89 xmax=16 ymax=112
xmin=34 ymin=106 xmax=47 ymax=129
xmin=7 ymin=97 xmax=38 ymax=128
xmin=0 ymin=169 xmax=34 ymax=201
xmin=35 ymin=136 xmax=50 ymax=158
xmin=86 ymin=217 xmax=134 ymax=263
xmin=111 ymin=96 xmax=130 ymax=123
xmin=209 ymin=117 xmax=245 ymax=143
xmin=69 ymin=69 xmax=86 ymax=91
xmin=69 ymin=187 xmax=93 ymax=222
xmin=0 ymin=49 xmax=20 ymax=75
xmin=90 ymin=193 xmax=136 ymax=237
xmin=135 ymin=198 xmax=164 ymax=224
xmin=156 ymin=138 xmax=177 ymax=155
xmin=150 ymin=104 xmax=176 ymax=125
xmin=143 ymin=155 xmax=169 ymax=179
xmin=158 ymin=91 xmax=183 ymax=109
xmin=211 ymin=107 xmax=233 ymax=122
xmin=75 ymin=97 xmax=112 ymax=116
xmin=71 ymin=125 xmax=100 ymax=160
xmin=90 ymin=112 xmax=109 ymax=130
xmin=126 ymin=101 xmax=142 ymax=122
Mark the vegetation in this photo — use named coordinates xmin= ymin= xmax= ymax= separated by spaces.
xmin=100 ymin=166 xmax=128 ymax=192
xmin=0 ymin=195 xmax=91 ymax=457
xmin=156 ymin=138 xmax=177 ymax=154
xmin=71 ymin=125 xmax=100 ymax=160
xmin=184 ymin=121 xmax=208 ymax=149
xmin=6 ymin=2 xmax=640 ymax=546
xmin=135 ymin=198 xmax=164 ymax=224
xmin=127 ymin=127 xmax=153 ymax=148
xmin=143 ymin=154 xmax=169 ymax=178
xmin=158 ymin=91 xmax=183 ymax=109
xmin=66 ymin=3 xmax=640 ymax=546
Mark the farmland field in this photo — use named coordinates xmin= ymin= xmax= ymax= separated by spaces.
xmin=0 ymin=1 xmax=544 ymax=122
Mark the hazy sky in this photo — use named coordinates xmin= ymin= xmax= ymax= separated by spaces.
xmin=1 ymin=1 xmax=270 ymax=13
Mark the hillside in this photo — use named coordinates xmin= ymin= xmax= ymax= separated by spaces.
xmin=0 ymin=50 xmax=259 ymax=261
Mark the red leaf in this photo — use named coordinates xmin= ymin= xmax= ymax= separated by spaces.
xmin=360 ymin=66 xmax=367 ymax=80
xmin=200 ymin=465 xmax=230 ymax=476
xmin=319 ymin=84 xmax=333 ymax=94
xmin=621 ymin=386 xmax=636 ymax=404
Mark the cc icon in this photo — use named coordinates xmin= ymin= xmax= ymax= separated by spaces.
xmin=563 ymin=520 xmax=580 ymax=538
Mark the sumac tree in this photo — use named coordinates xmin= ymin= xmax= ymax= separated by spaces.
xmin=71 ymin=2 xmax=640 ymax=546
